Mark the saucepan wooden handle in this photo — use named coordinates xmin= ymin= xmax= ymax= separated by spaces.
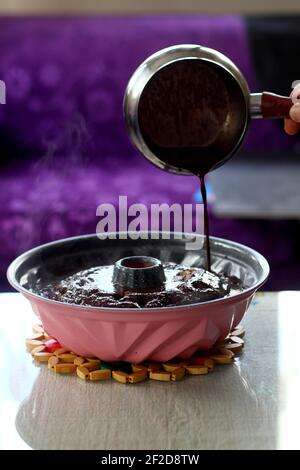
xmin=250 ymin=92 xmax=293 ymax=119
xmin=261 ymin=92 xmax=293 ymax=119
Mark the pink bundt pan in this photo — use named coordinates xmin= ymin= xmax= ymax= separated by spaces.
xmin=7 ymin=233 xmax=269 ymax=362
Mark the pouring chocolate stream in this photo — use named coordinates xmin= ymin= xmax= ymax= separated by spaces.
xmin=133 ymin=58 xmax=232 ymax=271
xmin=124 ymin=44 xmax=293 ymax=272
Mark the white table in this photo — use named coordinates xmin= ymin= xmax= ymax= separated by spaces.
xmin=0 ymin=292 xmax=299 ymax=450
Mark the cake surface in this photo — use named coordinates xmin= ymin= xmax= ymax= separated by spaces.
xmin=38 ymin=262 xmax=243 ymax=308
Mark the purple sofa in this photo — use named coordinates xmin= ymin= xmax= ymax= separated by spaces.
xmin=0 ymin=15 xmax=298 ymax=290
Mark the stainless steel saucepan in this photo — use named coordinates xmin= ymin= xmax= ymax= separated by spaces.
xmin=124 ymin=44 xmax=293 ymax=175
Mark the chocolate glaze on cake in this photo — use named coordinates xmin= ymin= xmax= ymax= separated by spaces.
xmin=38 ymin=262 xmax=243 ymax=309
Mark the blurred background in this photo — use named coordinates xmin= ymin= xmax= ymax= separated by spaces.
xmin=0 ymin=0 xmax=300 ymax=291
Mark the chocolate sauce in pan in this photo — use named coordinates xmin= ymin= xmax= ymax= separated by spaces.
xmin=138 ymin=60 xmax=229 ymax=271
xmin=39 ymin=263 xmax=241 ymax=308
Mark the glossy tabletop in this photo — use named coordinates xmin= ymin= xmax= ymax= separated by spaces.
xmin=0 ymin=292 xmax=299 ymax=450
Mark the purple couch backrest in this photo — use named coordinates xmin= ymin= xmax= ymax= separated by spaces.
xmin=0 ymin=15 xmax=293 ymax=161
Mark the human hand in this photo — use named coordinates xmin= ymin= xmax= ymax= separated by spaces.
xmin=284 ymin=83 xmax=300 ymax=135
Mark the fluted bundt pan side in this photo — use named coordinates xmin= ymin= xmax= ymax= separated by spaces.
xmin=7 ymin=232 xmax=269 ymax=362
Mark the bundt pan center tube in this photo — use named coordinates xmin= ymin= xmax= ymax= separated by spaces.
xmin=7 ymin=232 xmax=269 ymax=362
xmin=113 ymin=255 xmax=166 ymax=293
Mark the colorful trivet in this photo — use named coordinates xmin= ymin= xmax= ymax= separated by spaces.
xmin=26 ymin=324 xmax=245 ymax=384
